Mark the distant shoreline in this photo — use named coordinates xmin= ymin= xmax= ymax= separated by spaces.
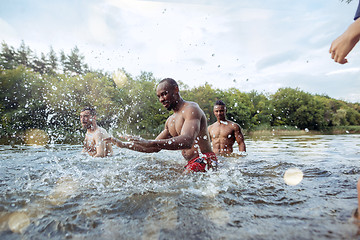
xmin=246 ymin=125 xmax=360 ymax=137
xmin=0 ymin=126 xmax=359 ymax=145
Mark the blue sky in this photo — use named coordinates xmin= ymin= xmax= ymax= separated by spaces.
xmin=1 ymin=0 xmax=360 ymax=102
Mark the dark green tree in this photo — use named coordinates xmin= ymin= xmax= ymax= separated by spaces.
xmin=62 ymin=46 xmax=88 ymax=74
xmin=15 ymin=40 xmax=32 ymax=68
xmin=271 ymin=88 xmax=327 ymax=130
xmin=0 ymin=42 xmax=17 ymax=69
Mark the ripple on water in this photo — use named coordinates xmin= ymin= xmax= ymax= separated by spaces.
xmin=1 ymin=136 xmax=360 ymax=239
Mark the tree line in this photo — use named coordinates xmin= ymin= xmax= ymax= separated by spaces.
xmin=0 ymin=41 xmax=359 ymax=144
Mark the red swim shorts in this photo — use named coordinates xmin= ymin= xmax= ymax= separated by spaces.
xmin=184 ymin=152 xmax=218 ymax=172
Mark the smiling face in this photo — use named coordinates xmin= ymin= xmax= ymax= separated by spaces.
xmin=80 ymin=110 xmax=96 ymax=129
xmin=156 ymin=82 xmax=178 ymax=111
xmin=214 ymin=105 xmax=226 ymax=121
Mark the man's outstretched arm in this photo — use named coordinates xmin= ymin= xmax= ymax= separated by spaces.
xmin=105 ymin=136 xmax=162 ymax=153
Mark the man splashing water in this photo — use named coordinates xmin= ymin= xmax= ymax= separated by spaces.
xmin=80 ymin=107 xmax=113 ymax=157
xmin=105 ymin=78 xmax=217 ymax=173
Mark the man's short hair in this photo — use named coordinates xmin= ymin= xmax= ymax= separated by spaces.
xmin=81 ymin=106 xmax=96 ymax=116
xmin=159 ymin=78 xmax=178 ymax=89
xmin=215 ymin=100 xmax=226 ymax=107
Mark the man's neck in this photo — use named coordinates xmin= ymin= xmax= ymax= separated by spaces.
xmin=87 ymin=124 xmax=98 ymax=133
xmin=173 ymin=98 xmax=185 ymax=112
xmin=217 ymin=119 xmax=227 ymax=124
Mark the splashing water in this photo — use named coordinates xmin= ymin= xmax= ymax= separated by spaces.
xmin=1 ymin=134 xmax=360 ymax=239
xmin=24 ymin=129 xmax=49 ymax=146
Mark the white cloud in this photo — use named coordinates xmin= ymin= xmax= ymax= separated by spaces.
xmin=0 ymin=18 xmax=17 ymax=40
xmin=1 ymin=0 xmax=360 ymax=102
xmin=88 ymin=4 xmax=115 ymax=44
xmin=326 ymin=67 xmax=360 ymax=76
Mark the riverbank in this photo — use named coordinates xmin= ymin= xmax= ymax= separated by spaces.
xmin=1 ymin=126 xmax=359 ymax=145
xmin=246 ymin=125 xmax=360 ymax=137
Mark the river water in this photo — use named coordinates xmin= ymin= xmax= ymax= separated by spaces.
xmin=1 ymin=134 xmax=360 ymax=239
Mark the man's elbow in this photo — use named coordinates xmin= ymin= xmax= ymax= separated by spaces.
xmin=180 ymin=139 xmax=194 ymax=149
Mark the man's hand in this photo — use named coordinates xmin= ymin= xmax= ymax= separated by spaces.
xmin=104 ymin=137 xmax=124 ymax=148
xmin=123 ymin=135 xmax=154 ymax=148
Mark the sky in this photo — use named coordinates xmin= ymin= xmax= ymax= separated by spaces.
xmin=1 ymin=0 xmax=360 ymax=102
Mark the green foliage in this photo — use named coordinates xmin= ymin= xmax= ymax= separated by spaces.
xmin=181 ymin=82 xmax=218 ymax=122
xmin=115 ymin=71 xmax=170 ymax=135
xmin=0 ymin=41 xmax=88 ymax=75
xmin=247 ymin=90 xmax=273 ymax=128
xmin=1 ymin=41 xmax=360 ymax=144
xmin=0 ymin=66 xmax=47 ymax=133
xmin=0 ymin=42 xmax=17 ymax=69
xmin=271 ymin=88 xmax=327 ymax=130
xmin=220 ymin=88 xmax=253 ymax=128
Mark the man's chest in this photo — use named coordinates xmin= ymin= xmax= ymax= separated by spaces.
xmin=167 ymin=114 xmax=185 ymax=136
xmin=84 ymin=133 xmax=97 ymax=148
xmin=210 ymin=124 xmax=234 ymax=138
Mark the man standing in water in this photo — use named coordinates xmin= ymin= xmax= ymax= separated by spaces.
xmin=208 ymin=100 xmax=246 ymax=156
xmin=106 ymin=78 xmax=217 ymax=173
xmin=80 ymin=107 xmax=113 ymax=157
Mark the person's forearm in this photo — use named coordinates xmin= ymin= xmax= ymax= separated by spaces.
xmin=150 ymin=135 xmax=194 ymax=150
xmin=127 ymin=143 xmax=161 ymax=153
xmin=114 ymin=138 xmax=161 ymax=153
xmin=111 ymin=138 xmax=126 ymax=148
xmin=238 ymin=142 xmax=246 ymax=152
xmin=348 ymin=18 xmax=360 ymax=41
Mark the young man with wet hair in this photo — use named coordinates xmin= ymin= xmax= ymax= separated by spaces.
xmin=105 ymin=78 xmax=217 ymax=173
xmin=80 ymin=106 xmax=113 ymax=157
xmin=207 ymin=100 xmax=246 ymax=156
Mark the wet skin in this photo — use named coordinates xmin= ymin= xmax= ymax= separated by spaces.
xmin=208 ymin=105 xmax=246 ymax=155
xmin=106 ymin=80 xmax=213 ymax=162
xmin=80 ymin=110 xmax=113 ymax=157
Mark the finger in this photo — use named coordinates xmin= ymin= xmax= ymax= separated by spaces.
xmin=124 ymin=136 xmax=136 ymax=141
xmin=120 ymin=135 xmax=131 ymax=140
xmin=129 ymin=136 xmax=142 ymax=141
xmin=340 ymin=58 xmax=348 ymax=64
xmin=334 ymin=55 xmax=345 ymax=64
xmin=331 ymin=51 xmax=335 ymax=59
